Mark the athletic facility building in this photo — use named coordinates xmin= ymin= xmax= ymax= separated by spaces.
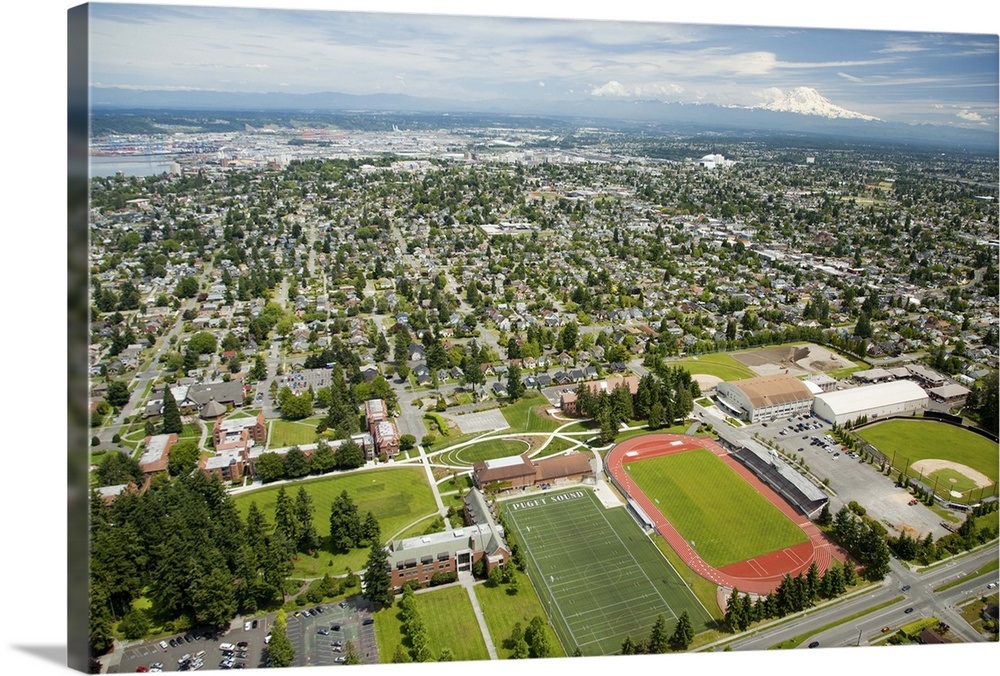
xmin=716 ymin=431 xmax=829 ymax=518
xmin=715 ymin=374 xmax=815 ymax=422
xmin=472 ymin=451 xmax=593 ymax=493
xmin=812 ymin=380 xmax=929 ymax=425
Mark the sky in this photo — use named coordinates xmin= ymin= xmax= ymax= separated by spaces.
xmin=85 ymin=1 xmax=999 ymax=129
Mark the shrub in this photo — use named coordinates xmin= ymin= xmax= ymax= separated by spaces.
xmin=91 ymin=436 xmax=100 ymax=447
xmin=430 ymin=571 xmax=457 ymax=587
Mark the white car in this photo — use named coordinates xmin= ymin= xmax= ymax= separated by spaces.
xmin=244 ymin=621 xmax=252 ymax=631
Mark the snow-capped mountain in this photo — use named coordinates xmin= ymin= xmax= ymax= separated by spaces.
xmin=755 ymin=87 xmax=880 ymax=121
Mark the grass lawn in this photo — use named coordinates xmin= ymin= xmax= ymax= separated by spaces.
xmin=374 ymin=585 xmax=490 ymax=663
xmin=268 ymin=418 xmax=323 ymax=447
xmin=534 ymin=437 xmax=580 ymax=458
xmin=436 ymin=438 xmax=529 ymax=466
xmin=671 ymin=352 xmax=756 ymax=382
xmin=649 ymin=534 xmax=723 ymax=620
xmin=474 ymin=568 xmax=566 ymax=658
xmin=502 ymin=489 xmax=713 ymax=656
xmin=500 ymin=392 xmax=562 ymax=433
xmin=856 ymin=420 xmax=998 ymax=487
xmin=627 ymin=448 xmax=808 ymax=567
xmin=232 ymin=467 xmax=437 ymax=576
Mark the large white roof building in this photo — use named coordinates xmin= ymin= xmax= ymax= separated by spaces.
xmin=812 ymin=380 xmax=928 ymax=425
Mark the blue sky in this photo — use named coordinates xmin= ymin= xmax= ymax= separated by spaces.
xmin=86 ymin=1 xmax=999 ymax=129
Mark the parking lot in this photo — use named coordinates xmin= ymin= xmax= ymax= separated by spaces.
xmin=754 ymin=413 xmax=950 ymax=539
xmin=114 ymin=616 xmax=272 ymax=672
xmin=286 ymin=597 xmax=379 ymax=667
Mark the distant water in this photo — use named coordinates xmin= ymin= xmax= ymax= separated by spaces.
xmin=89 ymin=155 xmax=177 ymax=178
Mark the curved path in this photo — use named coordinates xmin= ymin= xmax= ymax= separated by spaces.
xmin=606 ymin=433 xmax=846 ymax=595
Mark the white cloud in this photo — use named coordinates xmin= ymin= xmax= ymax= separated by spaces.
xmin=590 ymin=80 xmax=683 ymax=98
xmin=957 ymin=109 xmax=984 ymax=122
xmin=838 ymin=72 xmax=863 ymax=82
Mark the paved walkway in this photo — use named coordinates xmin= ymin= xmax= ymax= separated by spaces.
xmin=458 ymin=571 xmax=498 ymax=659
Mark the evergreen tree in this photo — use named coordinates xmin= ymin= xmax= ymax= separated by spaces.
xmin=329 ymin=490 xmax=362 ymax=553
xmin=362 ymin=542 xmax=394 ymax=609
xmin=294 ymin=487 xmax=320 ymax=553
xmin=646 ymin=613 xmax=669 ymax=653
xmin=160 ymin=386 xmax=183 ymax=434
xmin=273 ymin=486 xmax=299 ymax=547
xmin=668 ymin=611 xmax=694 ymax=650
xmin=506 ymin=363 xmax=525 ymax=402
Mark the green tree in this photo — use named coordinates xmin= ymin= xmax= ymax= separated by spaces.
xmin=250 ymin=354 xmax=268 ymax=381
xmin=96 ymin=451 xmax=142 ymax=487
xmin=281 ymin=393 xmax=313 ymax=420
xmin=267 ymin=609 xmax=295 ymax=668
xmin=329 ymin=490 xmax=362 ymax=553
xmin=284 ymin=446 xmax=311 ymax=479
xmin=311 ymin=439 xmax=336 ymax=474
xmin=668 ymin=611 xmax=693 ymax=650
xmin=646 ymin=613 xmax=669 ymax=653
xmin=255 ymin=452 xmax=285 ymax=483
xmin=335 ymin=438 xmax=366 ymax=470
xmin=174 ymin=275 xmax=199 ymax=299
xmin=118 ymin=609 xmax=150 ymax=640
xmin=106 ymin=380 xmax=131 ymax=408
xmin=524 ymin=615 xmax=551 ymax=658
xmin=160 ymin=386 xmax=183 ymax=434
xmin=362 ymin=542 xmax=394 ymax=609
xmin=506 ymin=363 xmax=525 ymax=402
xmin=187 ymin=331 xmax=218 ymax=355
xmin=167 ymin=440 xmax=200 ymax=477
xmin=294 ymin=487 xmax=321 ymax=553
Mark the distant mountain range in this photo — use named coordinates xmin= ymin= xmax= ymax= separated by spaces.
xmin=90 ymin=86 xmax=997 ymax=152
xmin=754 ymin=87 xmax=880 ymax=122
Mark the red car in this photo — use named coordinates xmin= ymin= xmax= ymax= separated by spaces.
xmin=908 ymin=499 xmax=918 ymax=506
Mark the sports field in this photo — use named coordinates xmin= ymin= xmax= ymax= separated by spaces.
xmin=502 ymin=488 xmax=712 ymax=656
xmin=856 ymin=420 xmax=998 ymax=485
xmin=625 ymin=448 xmax=809 ymax=567
xmin=671 ymin=353 xmax=756 ymax=382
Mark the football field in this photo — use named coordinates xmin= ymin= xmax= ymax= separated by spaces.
xmin=502 ymin=488 xmax=713 ymax=656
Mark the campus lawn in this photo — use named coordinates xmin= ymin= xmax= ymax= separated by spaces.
xmin=857 ymin=419 xmax=998 ymax=484
xmin=500 ymin=392 xmax=562 ymax=433
xmin=268 ymin=418 xmax=324 ymax=447
xmin=533 ymin=436 xmax=581 ymax=458
xmin=627 ymin=448 xmax=808 ymax=567
xmin=436 ymin=437 xmax=530 ymax=466
xmin=474 ymin=568 xmax=566 ymax=659
xmin=232 ymin=467 xmax=437 ymax=575
xmin=374 ymin=585 xmax=490 ymax=663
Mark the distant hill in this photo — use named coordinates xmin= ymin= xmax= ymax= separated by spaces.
xmin=90 ymin=87 xmax=998 ymax=153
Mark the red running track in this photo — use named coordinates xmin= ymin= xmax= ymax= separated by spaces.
xmin=607 ymin=434 xmax=847 ymax=595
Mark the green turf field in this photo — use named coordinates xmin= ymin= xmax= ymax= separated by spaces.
xmin=626 ymin=448 xmax=808 ymax=567
xmin=502 ymin=489 xmax=713 ymax=656
xmin=856 ymin=420 xmax=998 ymax=486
